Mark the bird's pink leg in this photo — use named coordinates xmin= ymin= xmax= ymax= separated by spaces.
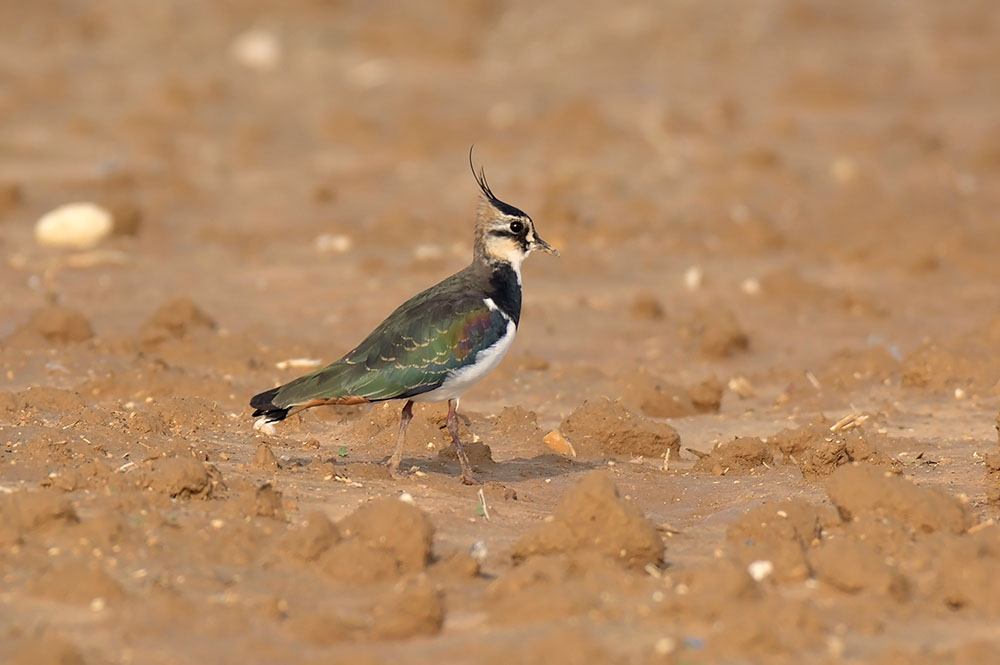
xmin=447 ymin=399 xmax=477 ymax=485
xmin=388 ymin=400 xmax=414 ymax=478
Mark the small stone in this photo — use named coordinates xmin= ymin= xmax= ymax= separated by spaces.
xmin=728 ymin=375 xmax=756 ymax=398
xmin=469 ymin=540 xmax=488 ymax=565
xmin=230 ymin=28 xmax=281 ymax=72
xmin=741 ymin=277 xmax=761 ymax=295
xmin=35 ymin=202 xmax=113 ymax=249
xmin=654 ymin=637 xmax=676 ymax=656
xmin=314 ymin=234 xmax=352 ymax=253
xmin=683 ymin=265 xmax=703 ymax=291
xmin=747 ymin=559 xmax=774 ymax=582
xmin=275 ymin=358 xmax=322 ymax=370
xmin=543 ymin=429 xmax=576 ymax=458
xmin=413 ymin=244 xmax=443 ymax=260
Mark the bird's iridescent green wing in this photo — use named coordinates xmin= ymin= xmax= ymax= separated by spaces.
xmin=269 ymin=291 xmax=509 ymax=408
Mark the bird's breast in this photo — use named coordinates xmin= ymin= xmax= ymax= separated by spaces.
xmin=411 ymin=319 xmax=517 ymax=402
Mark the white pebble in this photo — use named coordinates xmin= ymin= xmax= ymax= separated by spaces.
xmin=728 ymin=375 xmax=756 ymax=398
xmin=275 ymin=358 xmax=322 ymax=370
xmin=230 ymin=28 xmax=281 ymax=72
xmin=653 ymin=637 xmax=676 ymax=656
xmin=747 ymin=559 xmax=774 ymax=582
xmin=35 ymin=202 xmax=113 ymax=249
xmin=414 ymin=244 xmax=443 ymax=260
xmin=314 ymin=234 xmax=352 ymax=253
xmin=89 ymin=597 xmax=107 ymax=612
xmin=683 ymin=265 xmax=703 ymax=291
xmin=469 ymin=540 xmax=488 ymax=564
xmin=398 ymin=492 xmax=414 ymax=504
xmin=954 ymin=387 xmax=966 ymax=400
xmin=741 ymin=277 xmax=761 ymax=295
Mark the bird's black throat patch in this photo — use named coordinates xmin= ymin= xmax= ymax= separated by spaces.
xmin=486 ymin=262 xmax=522 ymax=325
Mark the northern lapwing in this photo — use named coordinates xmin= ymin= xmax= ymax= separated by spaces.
xmin=250 ymin=150 xmax=557 ymax=484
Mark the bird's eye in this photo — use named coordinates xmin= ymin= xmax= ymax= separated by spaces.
xmin=509 ymin=220 xmax=524 ymax=234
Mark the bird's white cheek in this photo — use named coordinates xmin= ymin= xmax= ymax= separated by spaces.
xmin=486 ymin=237 xmax=524 ymax=263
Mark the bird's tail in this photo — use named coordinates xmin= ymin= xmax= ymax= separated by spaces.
xmin=250 ymin=387 xmax=290 ymax=422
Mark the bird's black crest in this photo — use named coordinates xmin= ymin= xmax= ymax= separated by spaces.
xmin=468 ymin=146 xmax=530 ymax=219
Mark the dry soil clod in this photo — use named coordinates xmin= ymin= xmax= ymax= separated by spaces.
xmin=559 ymin=398 xmax=681 ymax=461
xmin=511 ymin=471 xmax=663 ymax=569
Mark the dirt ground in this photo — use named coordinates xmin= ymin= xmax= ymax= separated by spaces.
xmin=2 ymin=1 xmax=1000 ymax=663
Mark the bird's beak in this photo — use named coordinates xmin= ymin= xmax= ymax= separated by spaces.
xmin=531 ymin=235 xmax=559 ymax=256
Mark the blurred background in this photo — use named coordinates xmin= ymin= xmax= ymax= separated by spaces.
xmin=1 ymin=0 xmax=999 ymax=411
xmin=3 ymin=6 xmax=1000 ymax=662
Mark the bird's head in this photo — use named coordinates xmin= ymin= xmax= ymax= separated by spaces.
xmin=470 ymin=149 xmax=557 ymax=270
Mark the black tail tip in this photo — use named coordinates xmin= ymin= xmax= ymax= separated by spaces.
xmin=250 ymin=387 xmax=289 ymax=421
xmin=252 ymin=406 xmax=290 ymax=421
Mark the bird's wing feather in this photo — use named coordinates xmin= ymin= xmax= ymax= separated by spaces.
xmin=269 ymin=288 xmax=509 ymax=408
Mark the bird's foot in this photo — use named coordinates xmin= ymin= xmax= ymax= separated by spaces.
xmin=459 ymin=470 xmax=479 ymax=486
xmin=387 ymin=453 xmax=404 ymax=479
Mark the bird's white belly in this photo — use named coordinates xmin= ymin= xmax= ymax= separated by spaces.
xmin=410 ymin=320 xmax=517 ymax=403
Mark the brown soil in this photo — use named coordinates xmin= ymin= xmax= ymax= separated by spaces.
xmin=510 ymin=471 xmax=663 ymax=569
xmin=826 ymin=463 xmax=972 ymax=535
xmin=770 ymin=418 xmax=904 ymax=478
xmin=557 ymin=397 xmax=681 ymax=460
xmin=3 ymin=1 xmax=1000 ymax=663
xmin=691 ymin=435 xmax=775 ymax=475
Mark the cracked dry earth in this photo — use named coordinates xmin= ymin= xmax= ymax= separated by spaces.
xmin=3 ymin=1 xmax=1000 ymax=664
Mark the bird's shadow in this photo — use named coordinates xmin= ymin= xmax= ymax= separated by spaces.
xmin=414 ymin=450 xmax=602 ymax=485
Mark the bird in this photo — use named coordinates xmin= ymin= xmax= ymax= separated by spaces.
xmin=249 ymin=150 xmax=557 ymax=484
